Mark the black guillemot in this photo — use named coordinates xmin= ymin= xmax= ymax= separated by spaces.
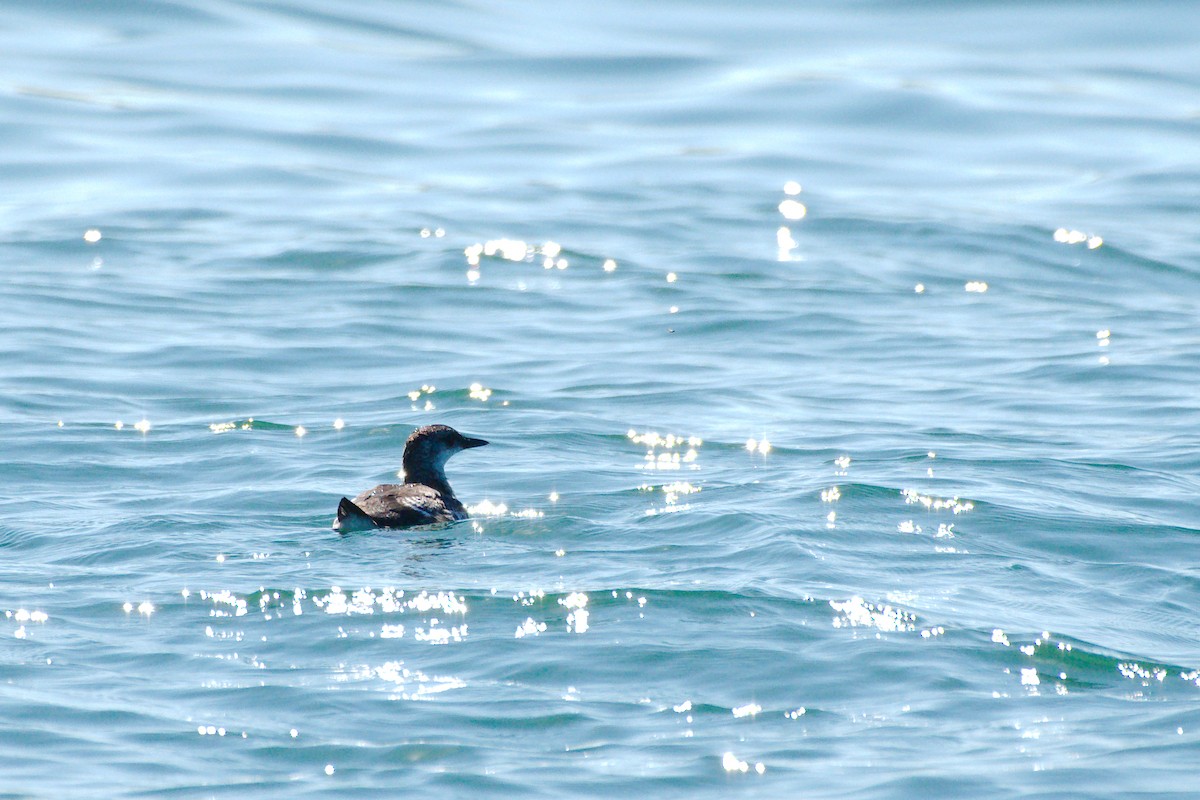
xmin=333 ymin=424 xmax=488 ymax=531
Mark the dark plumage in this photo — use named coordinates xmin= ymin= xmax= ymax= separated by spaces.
xmin=333 ymin=424 xmax=488 ymax=532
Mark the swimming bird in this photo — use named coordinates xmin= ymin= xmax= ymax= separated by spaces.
xmin=333 ymin=424 xmax=488 ymax=532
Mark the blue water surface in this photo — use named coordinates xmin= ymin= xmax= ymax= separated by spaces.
xmin=2 ymin=1 xmax=1199 ymax=797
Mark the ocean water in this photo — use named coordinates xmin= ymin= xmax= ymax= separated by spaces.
xmin=2 ymin=1 xmax=1199 ymax=796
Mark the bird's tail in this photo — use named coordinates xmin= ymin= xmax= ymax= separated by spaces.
xmin=333 ymin=497 xmax=377 ymax=532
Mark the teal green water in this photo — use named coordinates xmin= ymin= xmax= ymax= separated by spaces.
xmin=3 ymin=1 xmax=1199 ymax=796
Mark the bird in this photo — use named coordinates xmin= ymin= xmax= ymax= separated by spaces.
xmin=333 ymin=424 xmax=488 ymax=531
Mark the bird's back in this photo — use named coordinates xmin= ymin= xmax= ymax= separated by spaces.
xmin=349 ymin=482 xmax=467 ymax=528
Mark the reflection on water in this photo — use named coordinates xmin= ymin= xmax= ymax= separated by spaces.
xmin=6 ymin=608 xmax=49 ymax=640
xmin=744 ymin=436 xmax=771 ymax=454
xmin=629 ymin=429 xmax=702 ymax=471
xmin=901 ymin=488 xmax=974 ymax=514
xmin=462 ymin=238 xmax=616 ymax=284
xmin=1054 ymin=227 xmax=1103 ymax=249
xmin=642 ymin=480 xmax=701 ymax=516
xmin=829 ymin=596 xmax=917 ymax=634
xmin=722 ymin=750 xmax=767 ymax=775
xmin=337 ymin=661 xmax=467 ymax=699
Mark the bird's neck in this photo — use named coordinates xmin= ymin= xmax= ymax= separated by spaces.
xmin=403 ymin=464 xmax=454 ymax=496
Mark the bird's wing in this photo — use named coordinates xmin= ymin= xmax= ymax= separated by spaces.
xmin=351 ymin=484 xmax=455 ymax=527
